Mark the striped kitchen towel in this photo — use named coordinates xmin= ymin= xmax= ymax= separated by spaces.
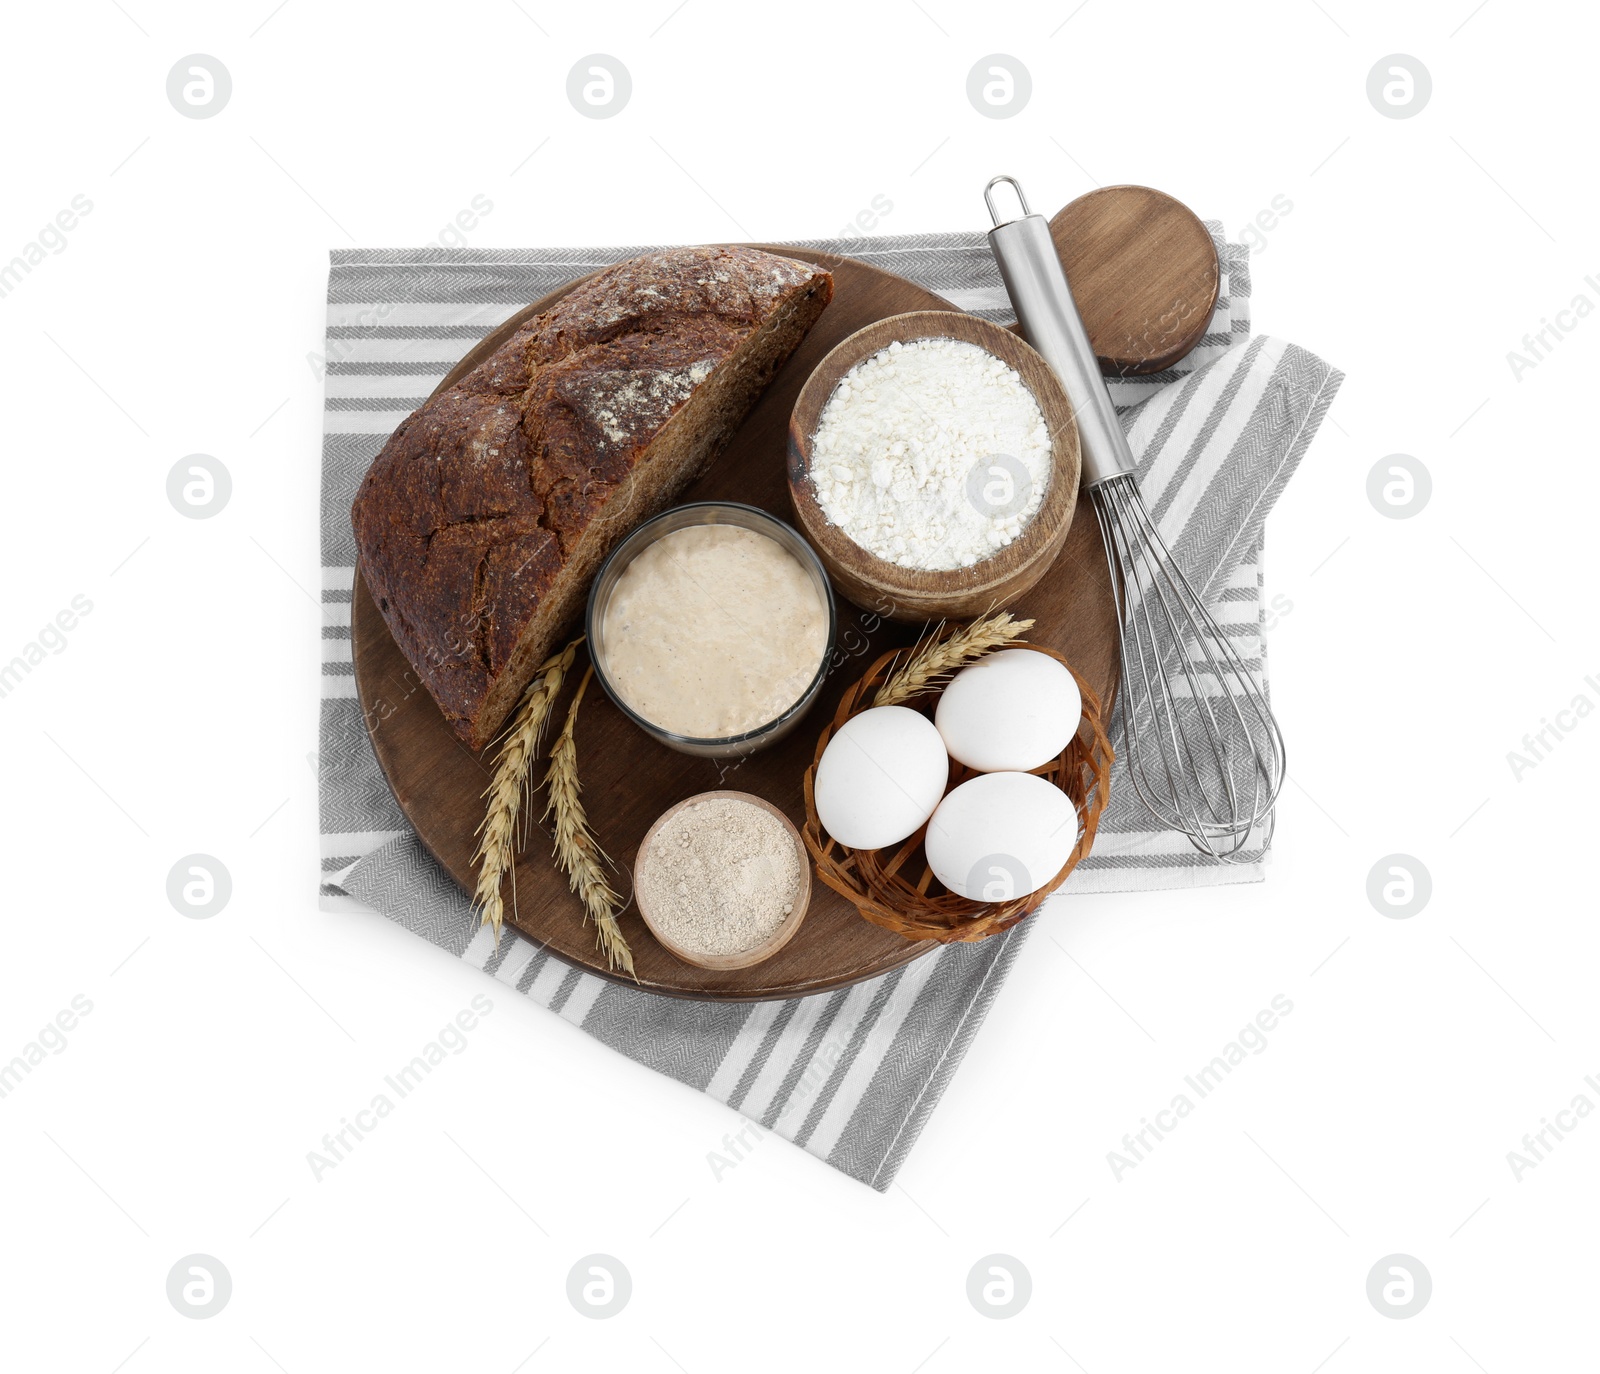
xmin=318 ymin=227 xmax=1341 ymax=1188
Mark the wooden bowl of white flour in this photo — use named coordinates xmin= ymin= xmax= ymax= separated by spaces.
xmin=787 ymin=311 xmax=1080 ymax=622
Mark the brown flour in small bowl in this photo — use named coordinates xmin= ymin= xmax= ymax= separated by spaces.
xmin=636 ymin=796 xmax=804 ymax=960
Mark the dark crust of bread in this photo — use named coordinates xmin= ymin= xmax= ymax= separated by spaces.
xmin=351 ymin=246 xmax=833 ymax=749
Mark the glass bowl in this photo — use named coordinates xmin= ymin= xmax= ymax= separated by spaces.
xmin=585 ymin=502 xmax=838 ymax=759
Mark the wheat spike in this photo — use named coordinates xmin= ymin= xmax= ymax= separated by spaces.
xmin=471 ymin=637 xmax=581 ymax=941
xmin=542 ymin=665 xmax=636 ymax=977
xmin=872 ymin=609 xmax=1035 ymax=708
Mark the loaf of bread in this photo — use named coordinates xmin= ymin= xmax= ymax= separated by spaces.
xmin=351 ymin=246 xmax=833 ymax=749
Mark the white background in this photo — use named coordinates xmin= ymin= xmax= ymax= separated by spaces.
xmin=1 ymin=1 xmax=1594 ymax=1369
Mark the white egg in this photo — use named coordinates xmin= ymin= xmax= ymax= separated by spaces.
xmin=925 ymin=771 xmax=1081 ymax=902
xmin=934 ymin=648 xmax=1082 ymax=773
xmin=814 ymin=706 xmax=949 ymax=851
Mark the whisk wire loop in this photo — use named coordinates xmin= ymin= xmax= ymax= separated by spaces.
xmin=1092 ymin=473 xmax=1286 ymax=860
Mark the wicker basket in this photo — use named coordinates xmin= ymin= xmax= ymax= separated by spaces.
xmin=801 ymin=639 xmax=1113 ymax=943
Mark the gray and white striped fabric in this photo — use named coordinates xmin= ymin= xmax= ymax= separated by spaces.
xmin=318 ymin=227 xmax=1341 ymax=1188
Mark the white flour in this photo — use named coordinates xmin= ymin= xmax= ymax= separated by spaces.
xmin=807 ymin=337 xmax=1052 ymax=571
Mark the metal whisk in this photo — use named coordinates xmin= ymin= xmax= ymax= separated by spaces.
xmin=984 ymin=176 xmax=1285 ymax=859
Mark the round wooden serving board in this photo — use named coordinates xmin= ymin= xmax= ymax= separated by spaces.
xmin=352 ymin=189 xmax=1219 ymax=1000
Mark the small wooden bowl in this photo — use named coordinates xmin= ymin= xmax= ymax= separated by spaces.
xmin=788 ymin=311 xmax=1081 ymax=623
xmin=801 ymin=637 xmax=1113 ymax=943
xmin=633 ymin=791 xmax=813 ymax=971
